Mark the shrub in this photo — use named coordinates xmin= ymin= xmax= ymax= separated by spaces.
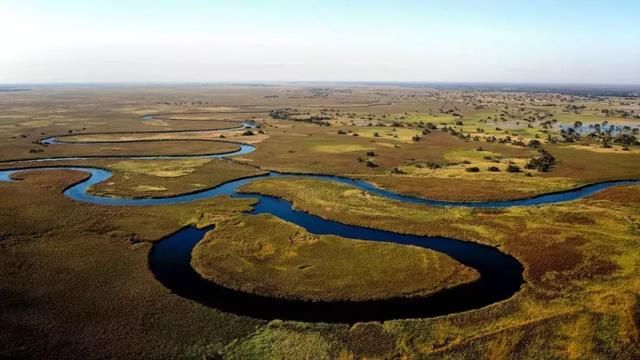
xmin=506 ymin=164 xmax=521 ymax=173
xmin=527 ymin=139 xmax=542 ymax=148
xmin=488 ymin=166 xmax=500 ymax=172
xmin=465 ymin=166 xmax=480 ymax=172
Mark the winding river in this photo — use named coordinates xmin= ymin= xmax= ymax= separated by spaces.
xmin=1 ymin=116 xmax=638 ymax=323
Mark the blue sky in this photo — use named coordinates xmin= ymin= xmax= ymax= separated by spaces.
xmin=1 ymin=0 xmax=639 ymax=84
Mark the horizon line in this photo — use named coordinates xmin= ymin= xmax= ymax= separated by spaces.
xmin=1 ymin=81 xmax=639 ymax=88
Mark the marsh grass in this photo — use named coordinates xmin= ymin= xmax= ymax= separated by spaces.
xmin=237 ymin=177 xmax=640 ymax=358
xmin=192 ymin=214 xmax=478 ymax=302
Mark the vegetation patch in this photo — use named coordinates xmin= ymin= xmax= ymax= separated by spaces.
xmin=191 ymin=214 xmax=479 ymax=301
xmin=313 ymin=144 xmax=374 ymax=153
xmin=89 ymin=158 xmax=266 ymax=198
xmin=110 ymin=158 xmax=213 ymax=177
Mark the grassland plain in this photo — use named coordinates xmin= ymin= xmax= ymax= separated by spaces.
xmin=1 ymin=138 xmax=242 ymax=163
xmin=191 ymin=214 xmax=479 ymax=301
xmin=1 ymin=85 xmax=640 ymax=359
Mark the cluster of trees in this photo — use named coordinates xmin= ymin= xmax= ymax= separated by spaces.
xmin=525 ymin=149 xmax=556 ymax=172
xmin=601 ymin=108 xmax=638 ymax=118
xmin=559 ymin=127 xmax=581 ymax=142
xmin=270 ymin=108 xmax=333 ymax=126
xmin=564 ymin=104 xmax=587 ymax=113
xmin=269 ymin=108 xmax=294 ymax=119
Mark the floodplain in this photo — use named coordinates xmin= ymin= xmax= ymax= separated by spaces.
xmin=1 ymin=84 xmax=639 ymax=359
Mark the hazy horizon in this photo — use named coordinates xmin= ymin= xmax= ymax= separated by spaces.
xmin=2 ymin=0 xmax=639 ymax=84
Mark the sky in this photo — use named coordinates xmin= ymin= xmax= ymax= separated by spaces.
xmin=1 ymin=0 xmax=639 ymax=84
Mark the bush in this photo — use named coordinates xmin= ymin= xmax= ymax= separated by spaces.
xmin=242 ymin=130 xmax=255 ymax=136
xmin=488 ymin=166 xmax=500 ymax=172
xmin=423 ymin=162 xmax=441 ymax=169
xmin=465 ymin=166 xmax=480 ymax=172
xmin=365 ymin=160 xmax=378 ymax=168
xmin=527 ymin=139 xmax=542 ymax=148
xmin=506 ymin=164 xmax=521 ymax=173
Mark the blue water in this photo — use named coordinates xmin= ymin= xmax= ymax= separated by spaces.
xmin=3 ymin=166 xmax=636 ymax=208
xmin=1 ymin=119 xmax=638 ymax=322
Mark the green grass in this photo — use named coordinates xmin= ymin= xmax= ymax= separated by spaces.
xmin=91 ymin=158 xmax=266 ymax=198
xmin=192 ymin=214 xmax=478 ymax=301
